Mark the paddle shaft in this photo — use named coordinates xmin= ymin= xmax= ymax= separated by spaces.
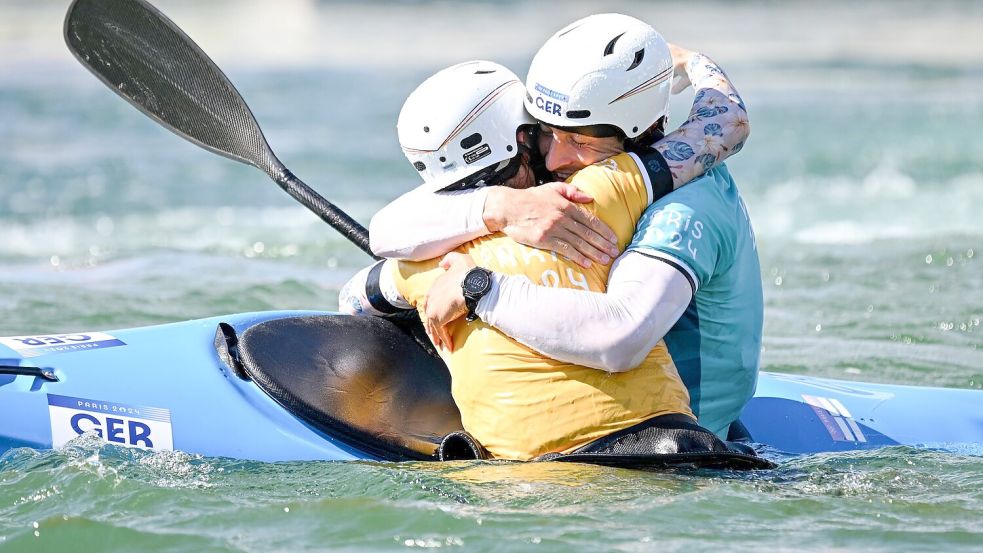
xmin=273 ymin=165 xmax=375 ymax=257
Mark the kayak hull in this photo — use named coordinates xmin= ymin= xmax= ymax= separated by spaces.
xmin=2 ymin=311 xmax=981 ymax=461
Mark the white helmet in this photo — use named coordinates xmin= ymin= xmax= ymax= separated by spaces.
xmin=525 ymin=13 xmax=672 ymax=139
xmin=397 ymin=61 xmax=535 ymax=192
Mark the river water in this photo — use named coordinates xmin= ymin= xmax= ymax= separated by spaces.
xmin=1 ymin=0 xmax=981 ymax=551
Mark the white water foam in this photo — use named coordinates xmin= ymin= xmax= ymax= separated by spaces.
xmin=746 ymin=168 xmax=983 ymax=245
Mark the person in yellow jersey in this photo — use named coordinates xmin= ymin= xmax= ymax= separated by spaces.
xmin=339 ymin=60 xmax=695 ymax=460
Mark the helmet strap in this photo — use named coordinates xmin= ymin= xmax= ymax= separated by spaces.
xmin=486 ymin=153 xmax=523 ymax=187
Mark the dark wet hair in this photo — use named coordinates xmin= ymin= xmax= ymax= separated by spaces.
xmin=517 ymin=124 xmax=551 ymax=185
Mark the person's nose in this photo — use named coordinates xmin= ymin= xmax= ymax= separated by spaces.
xmin=545 ymin=136 xmax=574 ymax=173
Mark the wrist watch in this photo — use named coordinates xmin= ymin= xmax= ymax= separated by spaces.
xmin=461 ymin=267 xmax=493 ymax=322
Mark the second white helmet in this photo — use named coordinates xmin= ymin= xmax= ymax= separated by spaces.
xmin=397 ymin=61 xmax=534 ymax=192
xmin=525 ymin=13 xmax=673 ymax=139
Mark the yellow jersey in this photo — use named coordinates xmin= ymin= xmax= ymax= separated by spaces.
xmin=388 ymin=153 xmax=694 ymax=460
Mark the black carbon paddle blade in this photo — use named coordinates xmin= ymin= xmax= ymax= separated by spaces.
xmin=64 ymin=0 xmax=375 ymax=257
xmin=64 ymin=0 xmax=282 ymax=177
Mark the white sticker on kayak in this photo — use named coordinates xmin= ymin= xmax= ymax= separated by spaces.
xmin=802 ymin=394 xmax=867 ymax=443
xmin=47 ymin=394 xmax=173 ymax=451
xmin=0 ymin=332 xmax=126 ymax=358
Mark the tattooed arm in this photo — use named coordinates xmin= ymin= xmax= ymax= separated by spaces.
xmin=656 ymin=45 xmax=750 ymax=187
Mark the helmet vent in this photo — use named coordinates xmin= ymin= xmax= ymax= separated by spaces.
xmin=627 ymin=49 xmax=645 ymax=71
xmin=603 ymin=33 xmax=625 ymax=56
xmin=566 ymin=110 xmax=591 ymax=119
xmin=460 ymin=133 xmax=483 ymax=149
xmin=413 ymin=161 xmax=426 ymax=172
xmin=474 ymin=69 xmax=496 ymax=75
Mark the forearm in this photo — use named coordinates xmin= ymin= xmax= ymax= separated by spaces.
xmin=369 ymin=186 xmax=490 ymax=260
xmin=657 ymin=53 xmax=750 ymax=187
xmin=475 ymin=253 xmax=692 ymax=372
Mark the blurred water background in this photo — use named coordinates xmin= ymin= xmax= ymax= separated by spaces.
xmin=1 ymin=0 xmax=981 ymax=551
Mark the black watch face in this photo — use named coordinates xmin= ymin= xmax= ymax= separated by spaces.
xmin=464 ymin=269 xmax=491 ymax=295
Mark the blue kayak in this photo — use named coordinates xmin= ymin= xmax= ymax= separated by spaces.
xmin=1 ymin=311 xmax=981 ymax=462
